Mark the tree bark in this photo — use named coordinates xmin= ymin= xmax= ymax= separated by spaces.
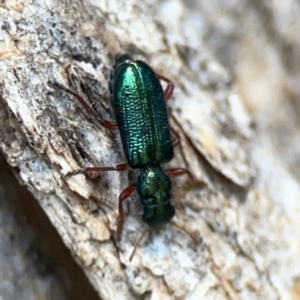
xmin=0 ymin=0 xmax=300 ymax=299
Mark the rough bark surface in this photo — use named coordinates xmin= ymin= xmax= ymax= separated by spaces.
xmin=0 ymin=0 xmax=300 ymax=299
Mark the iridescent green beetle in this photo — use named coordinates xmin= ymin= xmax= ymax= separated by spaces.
xmin=52 ymin=55 xmax=190 ymax=246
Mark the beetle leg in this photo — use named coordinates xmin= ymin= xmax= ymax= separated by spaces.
xmin=65 ymin=163 xmax=128 ymax=177
xmin=85 ymin=163 xmax=128 ymax=173
xmin=170 ymin=127 xmax=180 ymax=147
xmin=165 ymin=167 xmax=194 ymax=182
xmin=117 ymin=184 xmax=137 ymax=240
xmin=49 ymin=82 xmax=118 ymax=130
xmin=156 ymin=74 xmax=174 ymax=101
xmin=155 ymin=75 xmax=179 ymax=145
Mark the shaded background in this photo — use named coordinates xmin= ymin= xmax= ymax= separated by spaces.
xmin=0 ymin=153 xmax=99 ymax=299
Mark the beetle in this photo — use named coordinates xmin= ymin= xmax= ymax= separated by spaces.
xmin=50 ymin=55 xmax=191 ymax=257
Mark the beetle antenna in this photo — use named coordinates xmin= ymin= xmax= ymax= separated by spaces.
xmin=129 ymin=228 xmax=149 ymax=262
xmin=170 ymin=221 xmax=199 ymax=244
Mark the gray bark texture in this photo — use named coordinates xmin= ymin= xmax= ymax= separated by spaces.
xmin=1 ymin=0 xmax=300 ymax=299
